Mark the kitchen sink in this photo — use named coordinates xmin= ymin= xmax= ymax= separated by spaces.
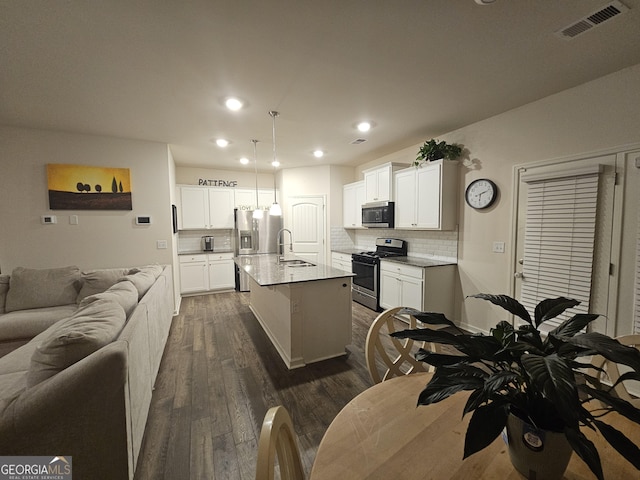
xmin=279 ymin=259 xmax=316 ymax=267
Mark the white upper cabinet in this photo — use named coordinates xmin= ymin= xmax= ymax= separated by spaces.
xmin=393 ymin=160 xmax=458 ymax=230
xmin=363 ymin=163 xmax=408 ymax=203
xmin=234 ymin=188 xmax=276 ymax=212
xmin=343 ymin=181 xmax=365 ymax=228
xmin=178 ymin=185 xmax=235 ymax=229
xmin=208 ymin=188 xmax=235 ymax=228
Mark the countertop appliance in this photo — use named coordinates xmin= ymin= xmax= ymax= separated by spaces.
xmin=362 ymin=201 xmax=395 ymax=228
xmin=351 ymin=238 xmax=407 ymax=311
xmin=202 ymin=235 xmax=214 ymax=252
xmin=234 ymin=209 xmax=283 ymax=291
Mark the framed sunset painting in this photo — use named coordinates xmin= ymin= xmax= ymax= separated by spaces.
xmin=47 ymin=164 xmax=132 ymax=210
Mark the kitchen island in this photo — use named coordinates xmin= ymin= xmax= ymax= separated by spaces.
xmin=235 ymin=254 xmax=354 ymax=369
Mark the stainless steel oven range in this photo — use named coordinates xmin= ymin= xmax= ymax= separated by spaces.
xmin=351 ymin=238 xmax=407 ymax=311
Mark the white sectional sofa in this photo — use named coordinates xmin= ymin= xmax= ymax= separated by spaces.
xmin=0 ymin=264 xmax=174 ymax=480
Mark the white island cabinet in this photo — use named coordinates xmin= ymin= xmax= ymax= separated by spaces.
xmin=236 ymin=254 xmax=353 ymax=369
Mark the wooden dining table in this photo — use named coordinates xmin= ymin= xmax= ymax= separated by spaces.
xmin=310 ymin=372 xmax=640 ymax=480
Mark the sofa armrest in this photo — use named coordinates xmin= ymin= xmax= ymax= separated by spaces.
xmin=0 ymin=341 xmax=130 ymax=480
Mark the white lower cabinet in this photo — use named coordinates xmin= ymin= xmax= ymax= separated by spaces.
xmin=331 ymin=252 xmax=353 ymax=273
xmin=179 ymin=254 xmax=209 ymax=293
xmin=379 ymin=261 xmax=456 ymax=319
xmin=208 ymin=253 xmax=235 ymax=290
xmin=180 ymin=252 xmax=235 ymax=294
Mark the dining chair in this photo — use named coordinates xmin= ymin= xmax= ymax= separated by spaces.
xmin=256 ymin=405 xmax=305 ymax=480
xmin=588 ymin=334 xmax=640 ymax=407
xmin=365 ymin=306 xmax=439 ymax=384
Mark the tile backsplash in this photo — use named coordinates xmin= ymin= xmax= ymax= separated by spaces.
xmin=178 ymin=229 xmax=233 ymax=253
xmin=330 ymin=226 xmax=458 ymax=262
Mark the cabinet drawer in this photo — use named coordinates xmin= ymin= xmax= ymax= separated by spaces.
xmin=208 ymin=252 xmax=234 ymax=261
xmin=332 ymin=252 xmax=352 ymax=263
xmin=179 ymin=254 xmax=208 ymax=263
xmin=380 ymin=261 xmax=424 ymax=280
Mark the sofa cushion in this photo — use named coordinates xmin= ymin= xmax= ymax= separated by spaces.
xmin=0 ymin=275 xmax=9 ymax=315
xmin=0 ymin=371 xmax=27 ymax=416
xmin=129 ymin=264 xmax=163 ymax=278
xmin=0 ymin=304 xmax=78 ymax=342
xmin=79 ymin=281 xmax=138 ymax=317
xmin=76 ymin=267 xmax=131 ymax=303
xmin=26 ymin=298 xmax=126 ymax=387
xmin=119 ymin=271 xmax=156 ymax=300
xmin=5 ymin=266 xmax=81 ymax=313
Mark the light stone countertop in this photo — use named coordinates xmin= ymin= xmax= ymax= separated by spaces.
xmin=331 ymin=250 xmax=457 ymax=268
xmin=235 ymin=253 xmax=354 ymax=287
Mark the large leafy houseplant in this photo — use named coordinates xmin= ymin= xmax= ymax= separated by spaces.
xmin=414 ymin=138 xmax=462 ymax=165
xmin=391 ymin=294 xmax=640 ymax=480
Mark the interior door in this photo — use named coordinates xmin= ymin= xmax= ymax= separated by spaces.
xmin=513 ymin=154 xmax=618 ymax=335
xmin=288 ymin=196 xmax=326 ymax=265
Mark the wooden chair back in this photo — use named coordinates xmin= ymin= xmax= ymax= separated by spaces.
xmin=256 ymin=405 xmax=305 ymax=480
xmin=365 ymin=306 xmax=437 ymax=384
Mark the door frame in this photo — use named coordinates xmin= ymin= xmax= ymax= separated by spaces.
xmin=508 ymin=143 xmax=639 ymax=336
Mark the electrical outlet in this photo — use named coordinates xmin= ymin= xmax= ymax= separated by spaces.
xmin=492 ymin=241 xmax=505 ymax=254
xmin=70 ymin=215 xmax=79 ymax=225
xmin=156 ymin=240 xmax=168 ymax=249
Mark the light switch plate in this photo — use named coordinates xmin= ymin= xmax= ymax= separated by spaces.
xmin=492 ymin=241 xmax=505 ymax=253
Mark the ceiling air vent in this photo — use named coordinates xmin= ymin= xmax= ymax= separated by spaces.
xmin=351 ymin=138 xmax=367 ymax=145
xmin=555 ymin=1 xmax=629 ymax=40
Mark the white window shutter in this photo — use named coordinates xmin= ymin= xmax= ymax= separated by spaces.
xmin=520 ymin=167 xmax=601 ymax=332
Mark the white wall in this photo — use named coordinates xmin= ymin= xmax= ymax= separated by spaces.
xmin=439 ymin=64 xmax=640 ymax=334
xmin=175 ymin=166 xmax=274 ymax=189
xmin=0 ymin=126 xmax=175 ymax=273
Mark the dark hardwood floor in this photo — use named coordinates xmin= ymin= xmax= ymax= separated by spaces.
xmin=134 ymin=292 xmax=385 ymax=480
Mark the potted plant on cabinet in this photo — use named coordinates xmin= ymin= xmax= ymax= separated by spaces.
xmin=391 ymin=294 xmax=640 ymax=480
xmin=414 ymin=138 xmax=462 ymax=165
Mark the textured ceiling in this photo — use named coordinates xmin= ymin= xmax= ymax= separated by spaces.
xmin=2 ymin=1 xmax=640 ymax=171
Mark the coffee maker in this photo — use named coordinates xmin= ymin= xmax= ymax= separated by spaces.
xmin=201 ymin=236 xmax=214 ymax=252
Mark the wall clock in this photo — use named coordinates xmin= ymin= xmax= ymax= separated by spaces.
xmin=465 ymin=178 xmax=498 ymax=209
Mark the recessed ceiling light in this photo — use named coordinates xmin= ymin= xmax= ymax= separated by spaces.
xmin=216 ymin=138 xmax=229 ymax=147
xmin=271 ymin=160 xmax=280 ymax=167
xmin=357 ymin=121 xmax=371 ymax=132
xmin=239 ymin=157 xmax=249 ymax=165
xmin=225 ymin=97 xmax=244 ymax=111
xmin=313 ymin=149 xmax=324 ymax=158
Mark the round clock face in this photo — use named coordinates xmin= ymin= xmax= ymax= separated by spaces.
xmin=465 ymin=179 xmax=498 ymax=209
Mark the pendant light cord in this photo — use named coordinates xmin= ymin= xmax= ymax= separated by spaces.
xmin=269 ymin=111 xmax=279 ymax=203
xmin=252 ymin=139 xmax=259 ymax=209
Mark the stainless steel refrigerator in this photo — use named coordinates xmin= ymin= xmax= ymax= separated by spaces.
xmin=235 ymin=209 xmax=283 ymax=291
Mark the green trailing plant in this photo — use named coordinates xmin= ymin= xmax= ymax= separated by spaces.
xmin=415 ymin=138 xmax=462 ymax=165
xmin=391 ymin=295 xmax=640 ymax=480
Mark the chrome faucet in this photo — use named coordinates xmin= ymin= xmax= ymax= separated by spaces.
xmin=276 ymin=228 xmax=293 ymax=263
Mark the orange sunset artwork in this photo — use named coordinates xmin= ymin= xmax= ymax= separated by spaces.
xmin=47 ymin=163 xmax=132 ymax=210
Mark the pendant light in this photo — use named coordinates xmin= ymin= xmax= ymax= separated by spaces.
xmin=251 ymin=139 xmax=263 ymax=219
xmin=268 ymin=110 xmax=282 ymax=216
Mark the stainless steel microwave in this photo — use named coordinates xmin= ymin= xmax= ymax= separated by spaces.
xmin=362 ymin=201 xmax=395 ymax=228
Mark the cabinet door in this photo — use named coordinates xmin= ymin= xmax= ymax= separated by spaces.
xmin=179 ymin=262 xmax=208 ymax=293
xmin=416 ymin=164 xmax=441 ymax=229
xmin=208 ymin=188 xmax=235 ymax=228
xmin=364 ymin=170 xmax=379 ymax=203
xmin=208 ymin=259 xmax=235 ymax=290
xmin=379 ymin=270 xmax=400 ymax=310
xmin=400 ymin=276 xmax=423 ymax=311
xmin=343 ymin=184 xmax=357 ymax=228
xmin=180 ymin=187 xmax=209 ymax=229
xmin=354 ymin=182 xmax=365 ymax=228
xmin=376 ymin=168 xmax=390 ymax=202
xmin=394 ymin=169 xmax=417 ymax=228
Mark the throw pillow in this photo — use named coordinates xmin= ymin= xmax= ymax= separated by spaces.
xmin=5 ymin=266 xmax=81 ymax=313
xmin=79 ymin=280 xmax=138 ymax=317
xmin=119 ymin=271 xmax=156 ymax=300
xmin=76 ymin=267 xmax=131 ymax=303
xmin=26 ymin=298 xmax=126 ymax=387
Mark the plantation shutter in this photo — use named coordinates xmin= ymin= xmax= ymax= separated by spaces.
xmin=520 ymin=166 xmax=601 ymax=332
